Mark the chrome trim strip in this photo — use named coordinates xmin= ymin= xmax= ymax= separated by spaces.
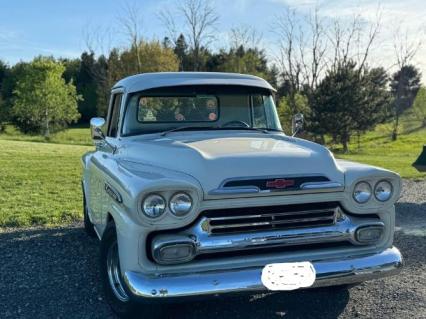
xmin=209 ymin=181 xmax=344 ymax=196
xmin=206 ymin=208 xmax=336 ymax=221
xmin=124 ymin=247 xmax=403 ymax=299
xmin=300 ymin=182 xmax=344 ymax=190
xmin=209 ymin=215 xmax=334 ymax=230
xmin=209 ymin=187 xmax=260 ymax=195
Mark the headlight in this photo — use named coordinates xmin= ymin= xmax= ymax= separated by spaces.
xmin=374 ymin=180 xmax=393 ymax=202
xmin=353 ymin=182 xmax=372 ymax=203
xmin=169 ymin=193 xmax=193 ymax=216
xmin=142 ymin=194 xmax=166 ymax=218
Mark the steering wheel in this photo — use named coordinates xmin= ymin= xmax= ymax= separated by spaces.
xmin=221 ymin=120 xmax=250 ymax=128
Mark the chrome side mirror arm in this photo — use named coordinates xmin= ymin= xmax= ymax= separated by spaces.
xmin=292 ymin=113 xmax=304 ymax=137
xmin=90 ymin=117 xmax=117 ymax=154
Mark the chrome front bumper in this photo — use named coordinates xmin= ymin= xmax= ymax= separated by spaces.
xmin=123 ymin=247 xmax=403 ymax=300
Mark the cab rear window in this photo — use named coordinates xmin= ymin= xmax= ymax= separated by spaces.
xmin=137 ymin=95 xmax=219 ymax=123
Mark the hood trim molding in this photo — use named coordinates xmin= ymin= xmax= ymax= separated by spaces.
xmin=209 ymin=181 xmax=344 ymax=196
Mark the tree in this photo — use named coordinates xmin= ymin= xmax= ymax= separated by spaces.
xmin=412 ymin=86 xmax=426 ymax=127
xmin=274 ymin=6 xmax=381 ymax=134
xmin=1 ymin=62 xmax=30 ymax=130
xmin=312 ymin=62 xmax=389 ymax=153
xmin=160 ymin=0 xmax=219 ymax=71
xmin=76 ymin=52 xmax=99 ymax=122
xmin=118 ymin=2 xmax=144 ymax=73
xmin=390 ymin=65 xmax=421 ymax=140
xmin=174 ymin=34 xmax=190 ymax=71
xmin=92 ymin=41 xmax=179 ymax=116
xmin=212 ymin=46 xmax=271 ymax=78
xmin=0 ymin=60 xmax=10 ymax=131
xmin=390 ymin=23 xmax=422 ymax=140
xmin=12 ymin=57 xmax=81 ymax=136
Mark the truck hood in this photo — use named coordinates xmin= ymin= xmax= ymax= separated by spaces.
xmin=120 ymin=132 xmax=344 ymax=196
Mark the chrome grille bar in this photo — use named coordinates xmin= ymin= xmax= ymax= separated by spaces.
xmin=206 ymin=206 xmax=339 ymax=234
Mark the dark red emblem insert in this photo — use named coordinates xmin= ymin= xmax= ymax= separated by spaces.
xmin=266 ymin=179 xmax=295 ymax=189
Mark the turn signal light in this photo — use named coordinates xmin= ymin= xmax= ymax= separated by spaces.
xmin=355 ymin=226 xmax=384 ymax=244
xmin=152 ymin=239 xmax=196 ymax=265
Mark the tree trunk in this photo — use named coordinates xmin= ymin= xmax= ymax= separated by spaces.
xmin=342 ymin=141 xmax=348 ymax=153
xmin=357 ymin=132 xmax=361 ymax=151
xmin=341 ymin=134 xmax=349 ymax=153
xmin=44 ymin=109 xmax=50 ymax=138
xmin=391 ymin=114 xmax=399 ymax=141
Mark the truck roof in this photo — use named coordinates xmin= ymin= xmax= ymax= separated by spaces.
xmin=112 ymin=72 xmax=276 ymax=93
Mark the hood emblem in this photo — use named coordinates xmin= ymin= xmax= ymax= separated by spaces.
xmin=266 ymin=179 xmax=295 ymax=189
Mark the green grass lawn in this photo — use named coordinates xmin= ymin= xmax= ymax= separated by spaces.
xmin=0 ymin=139 xmax=91 ymax=227
xmin=332 ymin=116 xmax=426 ymax=179
xmin=0 ymin=125 xmax=92 ymax=146
xmin=337 ymin=130 xmax=426 ymax=179
xmin=0 ymin=120 xmax=425 ymax=227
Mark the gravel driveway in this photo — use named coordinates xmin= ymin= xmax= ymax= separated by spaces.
xmin=1 ymin=180 xmax=425 ymax=319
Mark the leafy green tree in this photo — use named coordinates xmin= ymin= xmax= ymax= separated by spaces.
xmin=412 ymin=86 xmax=426 ymax=127
xmin=93 ymin=41 xmax=179 ymax=116
xmin=312 ymin=62 xmax=389 ymax=152
xmin=0 ymin=60 xmax=10 ymax=131
xmin=1 ymin=62 xmax=30 ymax=130
xmin=212 ymin=46 xmax=270 ymax=78
xmin=75 ymin=52 xmax=99 ymax=122
xmin=390 ymin=65 xmax=421 ymax=140
xmin=12 ymin=57 xmax=81 ymax=136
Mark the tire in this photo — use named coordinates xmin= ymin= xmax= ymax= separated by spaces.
xmin=100 ymin=222 xmax=162 ymax=318
xmin=82 ymin=184 xmax=97 ymax=238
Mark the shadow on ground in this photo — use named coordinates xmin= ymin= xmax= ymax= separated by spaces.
xmin=0 ymin=200 xmax=424 ymax=319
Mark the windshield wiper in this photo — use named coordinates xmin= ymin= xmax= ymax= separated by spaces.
xmin=160 ymin=126 xmax=218 ymax=136
xmin=161 ymin=126 xmax=285 ymax=137
xmin=216 ymin=126 xmax=285 ymax=134
xmin=216 ymin=126 xmax=269 ymax=134
xmin=258 ymin=127 xmax=286 ymax=133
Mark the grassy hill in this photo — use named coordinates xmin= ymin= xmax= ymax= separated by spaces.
xmin=332 ymin=115 xmax=426 ymax=179
xmin=0 ymin=118 xmax=425 ymax=227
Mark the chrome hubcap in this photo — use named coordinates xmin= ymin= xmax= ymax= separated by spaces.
xmin=107 ymin=240 xmax=130 ymax=302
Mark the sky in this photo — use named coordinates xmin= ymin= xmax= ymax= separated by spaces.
xmin=0 ymin=0 xmax=425 ymax=77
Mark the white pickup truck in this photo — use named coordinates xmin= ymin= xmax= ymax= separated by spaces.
xmin=81 ymin=72 xmax=403 ymax=318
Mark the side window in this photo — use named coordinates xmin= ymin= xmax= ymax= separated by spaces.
xmin=107 ymin=93 xmax=123 ymax=137
xmin=252 ymin=95 xmax=268 ymax=128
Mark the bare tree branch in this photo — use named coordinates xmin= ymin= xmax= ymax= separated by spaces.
xmin=229 ymin=25 xmax=263 ymax=49
xmin=160 ymin=0 xmax=218 ymax=71
xmin=118 ymin=2 xmax=144 ymax=72
xmin=393 ymin=24 xmax=422 ymax=68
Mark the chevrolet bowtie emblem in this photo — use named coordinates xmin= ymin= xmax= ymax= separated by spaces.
xmin=266 ymin=179 xmax=295 ymax=189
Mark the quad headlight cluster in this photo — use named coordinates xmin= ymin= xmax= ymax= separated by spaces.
xmin=353 ymin=180 xmax=393 ymax=204
xmin=141 ymin=192 xmax=193 ymax=218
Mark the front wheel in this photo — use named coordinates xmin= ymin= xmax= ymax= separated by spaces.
xmin=100 ymin=222 xmax=162 ymax=318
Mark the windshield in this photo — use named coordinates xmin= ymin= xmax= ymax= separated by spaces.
xmin=122 ymin=85 xmax=282 ymax=136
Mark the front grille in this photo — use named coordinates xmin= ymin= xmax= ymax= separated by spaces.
xmin=203 ymin=202 xmax=339 ymax=234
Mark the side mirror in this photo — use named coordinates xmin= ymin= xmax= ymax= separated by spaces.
xmin=90 ymin=117 xmax=106 ymax=141
xmin=90 ymin=117 xmax=117 ymax=153
xmin=292 ymin=113 xmax=304 ymax=136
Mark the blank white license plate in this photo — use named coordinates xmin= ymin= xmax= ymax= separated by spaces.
xmin=261 ymin=262 xmax=316 ymax=291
